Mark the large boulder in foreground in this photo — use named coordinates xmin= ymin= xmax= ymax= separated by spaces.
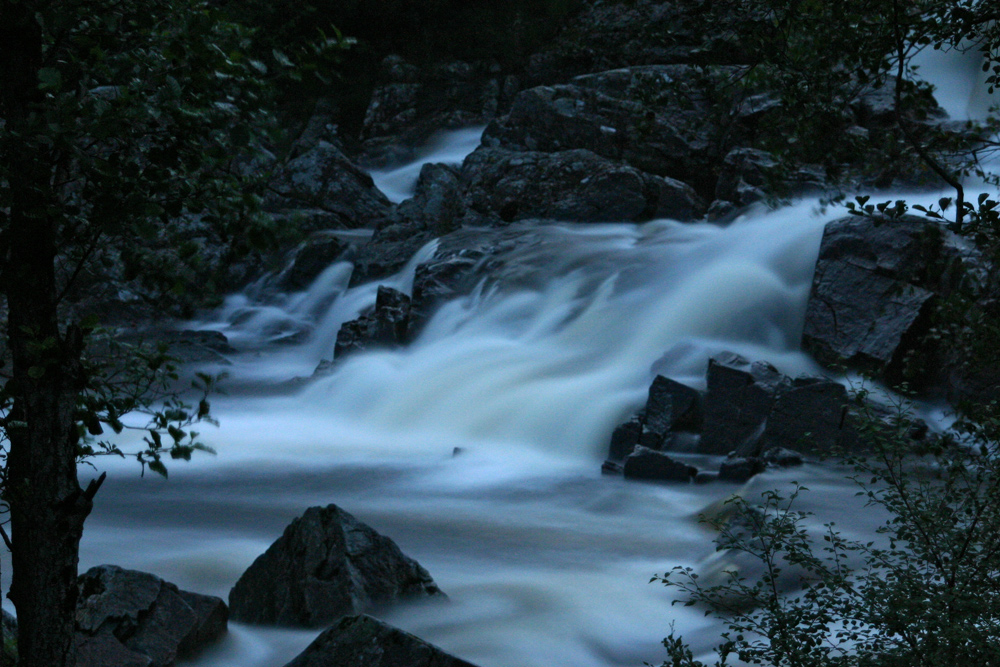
xmin=75 ymin=565 xmax=227 ymax=667
xmin=229 ymin=505 xmax=444 ymax=628
xmin=283 ymin=614 xmax=480 ymax=667
xmin=802 ymin=216 xmax=942 ymax=385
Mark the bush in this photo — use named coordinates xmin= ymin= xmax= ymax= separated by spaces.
xmin=655 ymin=400 xmax=1000 ymax=667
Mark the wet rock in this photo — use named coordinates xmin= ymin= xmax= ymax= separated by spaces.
xmin=334 ymin=286 xmax=412 ymax=359
xmin=360 ymin=56 xmax=515 ymax=166
xmin=608 ymin=414 xmax=644 ymax=461
xmin=75 ymin=565 xmax=227 ymax=667
xmin=622 ymin=446 xmax=697 ymax=483
xmin=266 ymin=141 xmax=392 ymax=229
xmin=802 ymin=216 xmax=942 ymax=385
xmin=283 ymin=614 xmax=480 ymax=667
xmin=762 ymin=447 xmax=804 ymax=467
xmin=229 ymin=504 xmax=443 ymax=628
xmin=278 ymin=233 xmax=353 ymax=291
xmin=391 ymin=163 xmax=467 ymax=237
xmin=698 ymin=353 xmax=856 ymax=457
xmin=718 ymin=456 xmax=767 ymax=483
xmin=714 ymin=147 xmax=779 ymax=207
xmin=607 ymin=376 xmax=703 ymax=460
xmin=461 ymin=147 xmax=703 ymax=223
xmin=601 ymin=459 xmax=624 ymax=475
xmin=699 ymin=354 xmax=786 ymax=456
xmin=482 ymin=66 xmax=743 ymax=194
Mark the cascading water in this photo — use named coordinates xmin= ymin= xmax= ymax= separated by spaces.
xmin=65 ymin=51 xmax=999 ymax=667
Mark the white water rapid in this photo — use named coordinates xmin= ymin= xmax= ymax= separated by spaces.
xmin=62 ymin=51 xmax=1000 ymax=667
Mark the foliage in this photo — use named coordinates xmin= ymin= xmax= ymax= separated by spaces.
xmin=0 ymin=0 xmax=288 ymax=664
xmin=655 ymin=400 xmax=1000 ymax=667
xmin=664 ymin=0 xmax=999 ymax=202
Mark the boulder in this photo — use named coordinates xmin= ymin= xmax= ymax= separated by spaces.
xmin=265 ymin=141 xmax=392 ymax=229
xmin=75 ymin=565 xmax=227 ymax=667
xmin=699 ymin=354 xmax=787 ymax=456
xmin=278 ymin=233 xmax=354 ymax=291
xmin=802 ymin=216 xmax=942 ymax=385
xmin=622 ymin=446 xmax=697 ymax=483
xmin=283 ymin=614 xmax=480 ymax=667
xmin=698 ymin=353 xmax=856 ymax=457
xmin=335 ymin=286 xmax=412 ymax=359
xmin=717 ymin=456 xmax=767 ymax=483
xmin=607 ymin=375 xmax=702 ymax=460
xmin=482 ymin=66 xmax=746 ymax=194
xmin=228 ymin=504 xmax=443 ymax=628
xmin=461 ymin=147 xmax=703 ymax=223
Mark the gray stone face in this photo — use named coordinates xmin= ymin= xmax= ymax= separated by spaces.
xmin=622 ymin=446 xmax=697 ymax=482
xmin=335 ymin=286 xmax=412 ymax=360
xmin=228 ymin=505 xmax=444 ymax=628
xmin=461 ymin=147 xmax=703 ymax=224
xmin=698 ymin=354 xmax=857 ymax=458
xmin=75 ymin=565 xmax=227 ymax=667
xmin=265 ymin=141 xmax=392 ymax=229
xmin=802 ymin=216 xmax=941 ymax=384
xmin=283 ymin=615 xmax=480 ymax=667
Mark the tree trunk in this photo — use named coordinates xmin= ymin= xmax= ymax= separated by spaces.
xmin=0 ymin=2 xmax=98 ymax=666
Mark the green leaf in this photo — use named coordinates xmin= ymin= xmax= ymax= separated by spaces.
xmin=38 ymin=67 xmax=62 ymax=91
xmin=148 ymin=460 xmax=168 ymax=478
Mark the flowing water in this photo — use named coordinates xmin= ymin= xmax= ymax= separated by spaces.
xmin=57 ymin=53 xmax=1000 ymax=666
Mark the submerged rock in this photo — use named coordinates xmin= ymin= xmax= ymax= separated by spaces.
xmin=228 ymin=504 xmax=443 ymax=628
xmin=75 ymin=565 xmax=227 ymax=667
xmin=283 ymin=614 xmax=480 ymax=667
xmin=622 ymin=446 xmax=697 ymax=482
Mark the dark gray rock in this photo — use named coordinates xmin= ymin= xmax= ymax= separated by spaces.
xmin=718 ymin=456 xmax=767 ymax=483
xmin=360 ymin=56 xmax=515 ymax=166
xmin=762 ymin=447 xmax=804 ymax=467
xmin=283 ymin=614 xmax=480 ymax=667
xmin=228 ymin=504 xmax=443 ymax=628
xmin=608 ymin=413 xmax=644 ymax=461
xmin=75 ymin=565 xmax=227 ymax=667
xmin=622 ymin=446 xmax=697 ymax=483
xmin=700 ymin=354 xmax=787 ymax=456
xmin=266 ymin=141 xmax=392 ymax=229
xmin=714 ymin=147 xmax=779 ymax=207
xmin=802 ymin=216 xmax=942 ymax=385
xmin=482 ymin=66 xmax=754 ymax=195
xmin=461 ymin=147 xmax=703 ymax=223
xmin=644 ymin=375 xmax=703 ymax=441
xmin=525 ymin=2 xmax=701 ymax=85
xmin=278 ymin=233 xmax=353 ymax=291
xmin=607 ymin=375 xmax=703 ymax=460
xmin=698 ymin=354 xmax=856 ymax=457
xmin=334 ymin=287 xmax=412 ymax=359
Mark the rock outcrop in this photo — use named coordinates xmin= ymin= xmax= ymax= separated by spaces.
xmin=228 ymin=504 xmax=443 ymax=628
xmin=283 ymin=614 xmax=480 ymax=667
xmin=335 ymin=286 xmax=413 ymax=359
xmin=461 ymin=147 xmax=703 ymax=223
xmin=802 ymin=216 xmax=943 ymax=385
xmin=75 ymin=565 xmax=227 ymax=667
xmin=265 ymin=140 xmax=393 ymax=229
